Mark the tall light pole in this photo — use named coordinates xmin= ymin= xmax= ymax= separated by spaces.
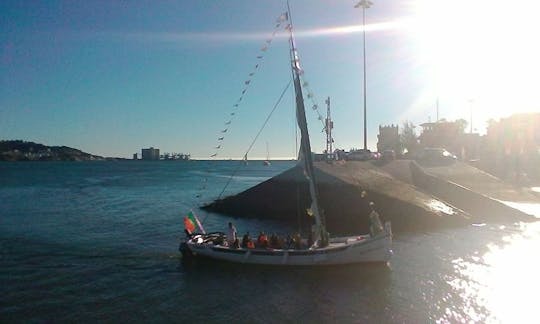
xmin=468 ymin=99 xmax=474 ymax=133
xmin=355 ymin=0 xmax=373 ymax=151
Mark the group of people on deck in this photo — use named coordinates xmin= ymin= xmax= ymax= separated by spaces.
xmin=226 ymin=222 xmax=306 ymax=250
xmin=224 ymin=201 xmax=383 ymax=249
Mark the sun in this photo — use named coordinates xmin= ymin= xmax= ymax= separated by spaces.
xmin=405 ymin=0 xmax=540 ymax=131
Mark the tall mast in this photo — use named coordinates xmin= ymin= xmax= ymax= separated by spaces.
xmin=286 ymin=1 xmax=328 ymax=247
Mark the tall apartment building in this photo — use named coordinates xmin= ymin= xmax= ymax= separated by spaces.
xmin=141 ymin=147 xmax=160 ymax=160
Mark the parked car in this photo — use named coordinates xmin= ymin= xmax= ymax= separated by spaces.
xmin=417 ymin=147 xmax=457 ymax=164
xmin=381 ymin=149 xmax=396 ymax=161
xmin=347 ymin=149 xmax=372 ymax=161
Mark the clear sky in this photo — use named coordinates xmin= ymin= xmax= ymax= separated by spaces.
xmin=1 ymin=0 xmax=539 ymax=159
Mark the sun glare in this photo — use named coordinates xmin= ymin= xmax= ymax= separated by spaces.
xmin=294 ymin=20 xmax=404 ymax=38
xmin=405 ymin=0 xmax=540 ymax=130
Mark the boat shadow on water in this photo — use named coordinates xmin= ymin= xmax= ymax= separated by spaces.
xmin=176 ymin=256 xmax=394 ymax=322
xmin=178 ymin=255 xmax=393 ymax=288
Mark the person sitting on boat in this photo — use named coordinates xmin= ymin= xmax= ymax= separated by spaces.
xmin=241 ymin=232 xmax=251 ymax=248
xmin=269 ymin=233 xmax=280 ymax=249
xmin=257 ymin=231 xmax=268 ymax=248
xmin=227 ymin=222 xmax=237 ymax=246
xmin=285 ymin=234 xmax=294 ymax=249
xmin=293 ymin=232 xmax=302 ymax=249
xmin=369 ymin=202 xmax=384 ymax=237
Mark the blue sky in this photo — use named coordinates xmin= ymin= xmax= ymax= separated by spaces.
xmin=1 ymin=0 xmax=539 ymax=159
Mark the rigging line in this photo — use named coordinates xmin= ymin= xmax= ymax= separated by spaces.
xmin=199 ymin=79 xmax=292 ymax=227
xmin=216 ymin=79 xmax=292 ymax=201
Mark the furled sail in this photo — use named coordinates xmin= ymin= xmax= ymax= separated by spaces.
xmin=286 ymin=10 xmax=328 ymax=247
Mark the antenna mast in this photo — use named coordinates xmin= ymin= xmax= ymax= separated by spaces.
xmin=325 ymin=97 xmax=333 ymax=159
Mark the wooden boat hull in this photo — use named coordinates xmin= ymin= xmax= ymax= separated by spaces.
xmin=181 ymin=223 xmax=392 ymax=266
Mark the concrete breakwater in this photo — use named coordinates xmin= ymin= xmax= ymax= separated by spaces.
xmin=409 ymin=161 xmax=538 ymax=223
xmin=202 ymin=160 xmax=538 ymax=234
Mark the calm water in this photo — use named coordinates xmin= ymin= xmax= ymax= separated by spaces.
xmin=1 ymin=161 xmax=539 ymax=323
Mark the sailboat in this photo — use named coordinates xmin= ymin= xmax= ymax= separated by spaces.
xmin=263 ymin=142 xmax=271 ymax=166
xmin=179 ymin=8 xmax=392 ymax=266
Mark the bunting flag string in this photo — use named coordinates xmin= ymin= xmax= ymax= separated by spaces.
xmin=194 ymin=12 xmax=290 ymax=205
xmin=292 ymin=47 xmax=337 ymax=146
xmin=299 ymin=72 xmax=339 ymax=147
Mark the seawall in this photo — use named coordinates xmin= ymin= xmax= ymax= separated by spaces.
xmin=203 ymin=161 xmax=473 ymax=234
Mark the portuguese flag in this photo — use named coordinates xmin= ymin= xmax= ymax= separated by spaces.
xmin=184 ymin=211 xmax=205 ymax=234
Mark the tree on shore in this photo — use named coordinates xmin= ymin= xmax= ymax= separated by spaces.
xmin=400 ymin=121 xmax=419 ymax=155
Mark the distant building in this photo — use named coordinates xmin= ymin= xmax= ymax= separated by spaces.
xmin=141 ymin=147 xmax=160 ymax=160
xmin=377 ymin=124 xmax=400 ymax=154
xmin=418 ymin=120 xmax=470 ymax=157
xmin=133 ymin=153 xmax=138 ymax=160
xmin=483 ymin=113 xmax=540 ymax=180
xmin=419 ymin=121 xmax=461 ymax=150
xmin=486 ymin=113 xmax=540 ymax=155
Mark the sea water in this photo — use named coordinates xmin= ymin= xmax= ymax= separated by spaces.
xmin=1 ymin=161 xmax=539 ymax=323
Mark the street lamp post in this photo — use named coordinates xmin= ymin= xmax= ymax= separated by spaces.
xmin=468 ymin=99 xmax=474 ymax=133
xmin=355 ymin=0 xmax=373 ymax=151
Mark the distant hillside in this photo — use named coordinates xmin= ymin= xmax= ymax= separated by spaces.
xmin=0 ymin=140 xmax=105 ymax=161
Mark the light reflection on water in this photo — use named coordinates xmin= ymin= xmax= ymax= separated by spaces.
xmin=447 ymin=203 xmax=540 ymax=323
